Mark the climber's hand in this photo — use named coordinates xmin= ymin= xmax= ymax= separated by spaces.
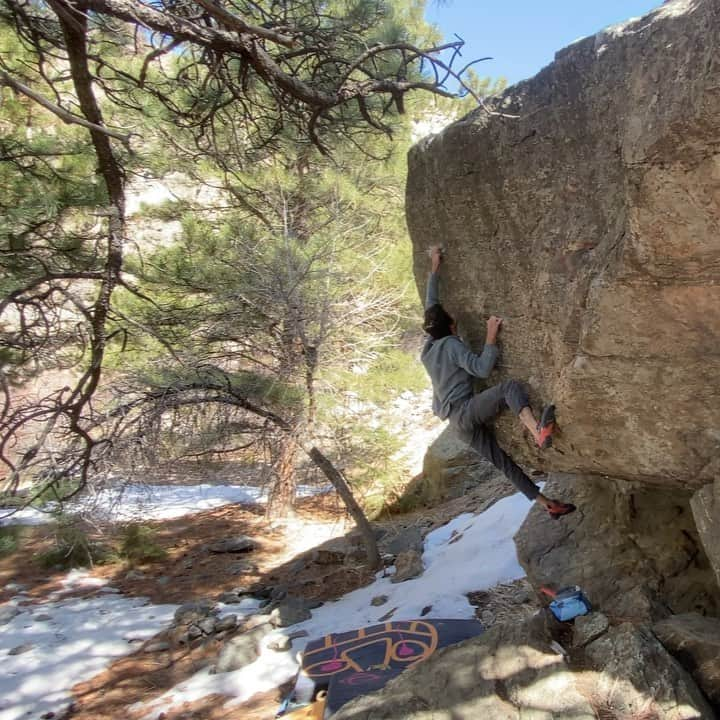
xmin=429 ymin=245 xmax=443 ymax=273
xmin=486 ymin=315 xmax=503 ymax=344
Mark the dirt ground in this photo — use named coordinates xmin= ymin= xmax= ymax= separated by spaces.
xmin=1 ymin=482 xmax=541 ymax=720
xmin=1 ymin=492 xmax=354 ymax=719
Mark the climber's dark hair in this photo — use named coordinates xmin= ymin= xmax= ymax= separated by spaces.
xmin=423 ymin=304 xmax=454 ymax=340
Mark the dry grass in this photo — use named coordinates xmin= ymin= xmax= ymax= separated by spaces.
xmin=578 ymin=675 xmax=663 ymax=720
xmin=467 ymin=578 xmax=542 ymax=626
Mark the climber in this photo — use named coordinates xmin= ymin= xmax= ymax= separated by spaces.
xmin=422 ymin=245 xmax=575 ymax=519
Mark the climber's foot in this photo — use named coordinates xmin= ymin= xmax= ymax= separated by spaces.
xmin=536 ymin=404 xmax=556 ymax=449
xmin=545 ymin=499 xmax=576 ymax=520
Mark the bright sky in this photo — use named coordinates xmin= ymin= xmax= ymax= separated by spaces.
xmin=425 ymin=0 xmax=664 ymax=86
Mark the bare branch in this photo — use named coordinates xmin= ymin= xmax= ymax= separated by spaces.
xmin=193 ymin=0 xmax=296 ymax=48
xmin=0 ymin=70 xmax=133 ymax=145
xmin=138 ymin=37 xmax=181 ymax=87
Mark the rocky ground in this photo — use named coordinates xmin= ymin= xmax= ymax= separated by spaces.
xmin=1 ymin=467 xmax=544 ymax=720
xmin=5 ymin=384 xmax=717 ymax=718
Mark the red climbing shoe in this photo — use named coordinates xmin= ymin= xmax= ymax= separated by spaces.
xmin=536 ymin=404 xmax=556 ymax=449
xmin=545 ymin=499 xmax=576 ymax=520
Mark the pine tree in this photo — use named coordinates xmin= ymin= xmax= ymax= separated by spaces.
xmin=0 ymin=0 xmax=502 ymax=562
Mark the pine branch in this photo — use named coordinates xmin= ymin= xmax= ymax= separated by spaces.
xmin=0 ymin=70 xmax=133 ymax=145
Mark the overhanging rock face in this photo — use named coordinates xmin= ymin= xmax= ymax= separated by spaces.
xmin=407 ymin=0 xmax=720 ymax=488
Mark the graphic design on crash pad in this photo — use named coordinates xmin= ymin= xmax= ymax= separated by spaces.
xmin=301 ymin=619 xmax=484 ymax=713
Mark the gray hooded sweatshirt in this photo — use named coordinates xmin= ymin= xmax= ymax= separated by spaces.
xmin=421 ymin=272 xmax=498 ymax=420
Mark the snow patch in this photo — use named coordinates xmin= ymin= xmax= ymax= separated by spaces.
xmin=0 ymin=589 xmax=177 ymax=720
xmin=0 ymin=482 xmax=332 ymax=526
xmin=142 ymin=490 xmax=536 ymax=715
xmin=1 ymin=467 xmax=538 ymax=718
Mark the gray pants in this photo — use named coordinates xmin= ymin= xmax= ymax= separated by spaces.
xmin=449 ymin=380 xmax=540 ymax=500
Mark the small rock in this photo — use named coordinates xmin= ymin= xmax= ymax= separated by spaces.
xmin=0 ymin=605 xmax=21 ymax=625
xmin=198 ymin=617 xmax=216 ymax=635
xmin=8 ymin=643 xmax=33 ymax=656
xmin=245 ymin=613 xmax=273 ymax=630
xmin=218 ymin=592 xmax=242 ymax=604
xmin=215 ymin=615 xmax=238 ymax=632
xmin=288 ymin=630 xmax=309 ymax=641
xmin=371 ymin=595 xmax=389 ymax=607
xmin=125 ymin=570 xmax=145 ymax=581
xmin=251 ymin=586 xmax=274 ymax=600
xmin=513 ymin=589 xmax=532 ymax=604
xmin=5 ymin=583 xmax=26 ymax=593
xmin=187 ymin=624 xmax=203 ymax=640
xmin=208 ymin=536 xmax=255 ymax=554
xmin=156 ymin=576 xmax=171 ymax=586
xmin=144 ymin=641 xmax=170 ymax=653
xmin=421 ymin=605 xmax=432 ymax=616
xmin=230 ymin=561 xmax=257 ymax=575
xmin=40 ymin=712 xmax=55 ymax=719
xmin=391 ymin=550 xmax=424 ymax=583
xmin=270 ymin=598 xmax=312 ymax=628
xmin=174 ymin=601 xmax=216 ymax=625
xmin=268 ymin=636 xmax=292 ymax=652
xmin=216 ymin=624 xmax=274 ymax=672
xmin=381 ymin=527 xmax=423 ymax=556
xmin=573 ymin=612 xmax=609 ymax=647
xmin=33 ymin=614 xmax=52 ymax=622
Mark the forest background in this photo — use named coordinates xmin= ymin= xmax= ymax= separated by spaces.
xmin=0 ymin=0 xmax=505 ymax=565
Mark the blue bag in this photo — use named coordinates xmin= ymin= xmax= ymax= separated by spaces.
xmin=548 ymin=586 xmax=591 ymax=621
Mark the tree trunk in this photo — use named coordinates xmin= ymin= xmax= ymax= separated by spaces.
xmin=266 ymin=433 xmax=298 ymax=519
xmin=305 ymin=445 xmax=380 ymax=570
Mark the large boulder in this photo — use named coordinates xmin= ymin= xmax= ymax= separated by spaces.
xmin=691 ymin=481 xmax=720 ymax=588
xmin=410 ymin=426 xmax=515 ymax=507
xmin=406 ymin=0 xmax=720 ymax=488
xmin=654 ymin=613 xmax=720 ymax=709
xmin=584 ymin=623 xmax=715 ymax=719
xmin=514 ymin=475 xmax=720 ymax=620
